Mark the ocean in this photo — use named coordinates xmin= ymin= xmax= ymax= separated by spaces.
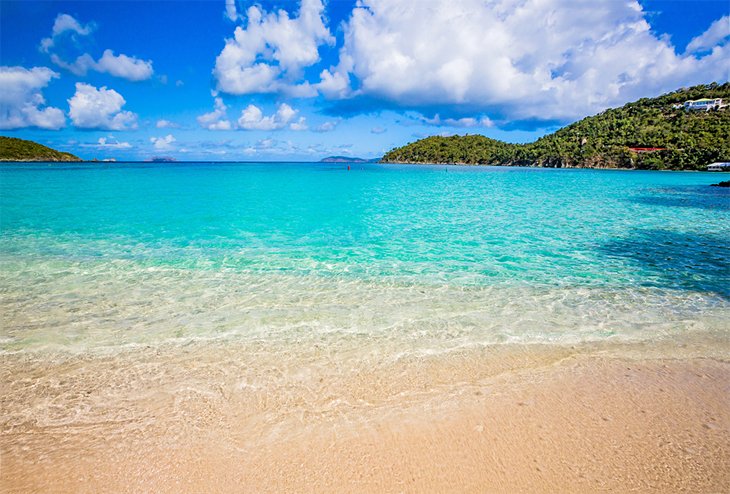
xmin=2 ymin=162 xmax=728 ymax=355
xmin=1 ymin=162 xmax=729 ymax=487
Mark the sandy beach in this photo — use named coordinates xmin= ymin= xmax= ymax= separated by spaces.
xmin=2 ymin=341 xmax=728 ymax=493
xmin=2 ymin=0 xmax=730 ymax=489
xmin=2 ymin=162 xmax=729 ymax=492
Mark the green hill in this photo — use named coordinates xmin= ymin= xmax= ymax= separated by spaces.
xmin=0 ymin=136 xmax=81 ymax=162
xmin=382 ymin=83 xmax=730 ymax=170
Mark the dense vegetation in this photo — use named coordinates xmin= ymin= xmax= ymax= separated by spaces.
xmin=383 ymin=83 xmax=730 ymax=170
xmin=0 ymin=136 xmax=81 ymax=162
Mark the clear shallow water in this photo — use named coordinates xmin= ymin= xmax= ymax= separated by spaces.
xmin=1 ymin=162 xmax=728 ymax=354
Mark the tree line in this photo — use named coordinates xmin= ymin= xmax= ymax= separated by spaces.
xmin=382 ymin=83 xmax=730 ymax=170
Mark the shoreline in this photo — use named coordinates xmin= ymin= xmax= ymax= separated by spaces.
xmin=3 ymin=159 xmax=730 ymax=172
xmin=2 ymin=343 xmax=728 ymax=492
xmin=378 ymin=160 xmax=730 ymax=172
xmin=1 ymin=157 xmax=728 ymax=492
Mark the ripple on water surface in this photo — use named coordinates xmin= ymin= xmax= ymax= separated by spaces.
xmin=0 ymin=163 xmax=728 ymax=356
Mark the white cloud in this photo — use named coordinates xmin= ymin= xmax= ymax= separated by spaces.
xmin=41 ymin=13 xmax=153 ymax=81
xmin=316 ymin=67 xmax=352 ymax=98
xmin=0 ymin=66 xmax=65 ymax=130
xmin=420 ymin=114 xmax=494 ymax=128
xmin=51 ymin=50 xmax=153 ymax=81
xmin=314 ymin=120 xmax=339 ymax=132
xmin=197 ymin=97 xmax=233 ymax=130
xmin=214 ymin=0 xmax=333 ymax=95
xmin=686 ymin=15 xmax=730 ymax=53
xmin=371 ymin=126 xmax=386 ymax=134
xmin=219 ymin=63 xmax=280 ymax=95
xmin=156 ymin=119 xmax=179 ymax=128
xmin=243 ymin=137 xmax=300 ymax=155
xmin=91 ymin=137 xmax=131 ymax=149
xmin=150 ymin=134 xmax=176 ymax=150
xmin=225 ymin=0 xmax=239 ymax=22
xmin=95 ymin=50 xmax=153 ymax=81
xmin=329 ymin=0 xmax=730 ymax=121
xmin=52 ymin=13 xmax=94 ymax=37
xmin=256 ymin=138 xmax=275 ymax=149
xmin=237 ymin=103 xmax=299 ymax=130
xmin=290 ymin=116 xmax=308 ymax=130
xmin=40 ymin=13 xmax=94 ymax=52
xmin=48 ymin=53 xmax=95 ymax=76
xmin=281 ymin=81 xmax=318 ymax=98
xmin=67 ymin=82 xmax=138 ymax=130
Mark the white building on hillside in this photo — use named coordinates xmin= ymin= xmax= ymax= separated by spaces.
xmin=683 ymin=98 xmax=723 ymax=111
xmin=707 ymin=162 xmax=730 ymax=171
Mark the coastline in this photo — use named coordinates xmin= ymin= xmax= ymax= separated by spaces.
xmin=2 ymin=341 xmax=729 ymax=493
xmin=3 ymin=159 xmax=730 ymax=173
xmin=378 ymin=160 xmax=730 ymax=172
xmin=379 ymin=160 xmax=639 ymax=170
xmin=2 ymin=161 xmax=728 ymax=492
xmin=2 ymin=2 xmax=729 ymax=491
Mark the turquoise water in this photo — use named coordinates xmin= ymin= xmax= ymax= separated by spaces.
xmin=1 ymin=163 xmax=728 ymax=353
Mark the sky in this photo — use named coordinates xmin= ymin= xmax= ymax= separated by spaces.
xmin=1 ymin=0 xmax=728 ymax=161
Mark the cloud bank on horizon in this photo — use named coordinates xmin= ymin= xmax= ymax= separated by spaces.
xmin=0 ymin=0 xmax=728 ymax=159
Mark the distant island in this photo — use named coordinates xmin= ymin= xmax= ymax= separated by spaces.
xmin=382 ymin=83 xmax=730 ymax=171
xmin=320 ymin=156 xmax=379 ymax=163
xmin=0 ymin=136 xmax=81 ymax=162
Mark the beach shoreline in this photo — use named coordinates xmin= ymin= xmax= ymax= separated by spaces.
xmin=2 ymin=161 xmax=728 ymax=492
xmin=2 ymin=344 xmax=728 ymax=493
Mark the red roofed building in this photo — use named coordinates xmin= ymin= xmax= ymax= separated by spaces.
xmin=628 ymin=147 xmax=666 ymax=153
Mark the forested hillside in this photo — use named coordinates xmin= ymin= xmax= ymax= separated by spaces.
xmin=382 ymin=83 xmax=730 ymax=170
xmin=0 ymin=136 xmax=81 ymax=162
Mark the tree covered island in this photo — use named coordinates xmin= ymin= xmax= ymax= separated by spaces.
xmin=382 ymin=83 xmax=730 ymax=170
xmin=0 ymin=136 xmax=81 ymax=162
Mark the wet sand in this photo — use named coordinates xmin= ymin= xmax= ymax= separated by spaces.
xmin=2 ymin=344 xmax=729 ymax=493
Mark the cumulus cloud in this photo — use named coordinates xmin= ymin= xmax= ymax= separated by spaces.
xmin=67 ymin=82 xmax=138 ymax=130
xmin=150 ymin=134 xmax=176 ymax=150
xmin=237 ymin=103 xmax=300 ymax=130
xmin=156 ymin=119 xmax=179 ymax=128
xmin=52 ymin=13 xmax=93 ymax=37
xmin=88 ymin=136 xmax=131 ymax=149
xmin=40 ymin=13 xmax=94 ymax=52
xmin=199 ymin=100 xmax=307 ymax=131
xmin=197 ymin=97 xmax=233 ymax=130
xmin=0 ymin=66 xmax=65 ymax=130
xmin=420 ymin=114 xmax=494 ymax=128
xmin=316 ymin=67 xmax=352 ymax=99
xmin=290 ymin=116 xmax=308 ymax=131
xmin=94 ymin=49 xmax=153 ymax=81
xmin=325 ymin=0 xmax=729 ymax=122
xmin=48 ymin=53 xmax=96 ymax=76
xmin=41 ymin=13 xmax=153 ymax=81
xmin=214 ymin=0 xmax=333 ymax=95
xmin=686 ymin=15 xmax=730 ymax=54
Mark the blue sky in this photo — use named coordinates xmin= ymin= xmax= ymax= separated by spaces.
xmin=1 ymin=0 xmax=728 ymax=161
